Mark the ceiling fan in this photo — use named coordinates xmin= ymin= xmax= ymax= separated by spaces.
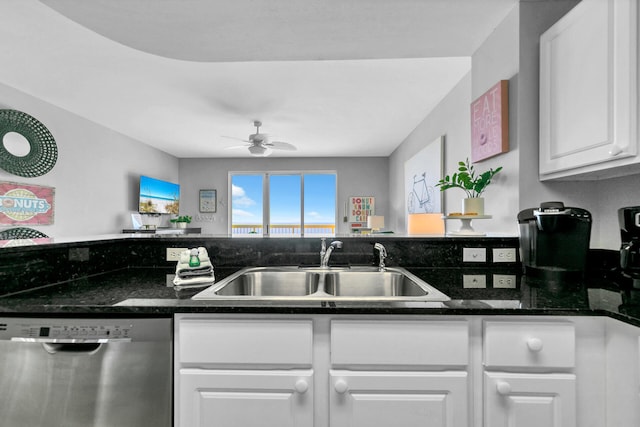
xmin=224 ymin=120 xmax=297 ymax=157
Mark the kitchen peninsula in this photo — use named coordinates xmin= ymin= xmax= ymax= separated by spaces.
xmin=0 ymin=234 xmax=638 ymax=426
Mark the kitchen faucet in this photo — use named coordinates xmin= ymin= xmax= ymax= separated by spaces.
xmin=321 ymin=240 xmax=343 ymax=268
xmin=373 ymin=242 xmax=387 ymax=271
xmin=320 ymin=238 xmax=327 ymax=265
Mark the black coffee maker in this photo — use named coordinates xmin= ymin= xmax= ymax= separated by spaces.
xmin=517 ymin=201 xmax=592 ymax=280
xmin=619 ymin=206 xmax=640 ymax=288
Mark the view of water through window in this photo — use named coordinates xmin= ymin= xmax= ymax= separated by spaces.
xmin=231 ymin=172 xmax=336 ymax=236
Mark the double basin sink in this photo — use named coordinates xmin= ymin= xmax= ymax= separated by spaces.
xmin=192 ymin=266 xmax=450 ymax=302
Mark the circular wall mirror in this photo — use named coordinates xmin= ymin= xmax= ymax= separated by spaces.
xmin=0 ymin=109 xmax=58 ymax=177
xmin=2 ymin=131 xmax=31 ymax=157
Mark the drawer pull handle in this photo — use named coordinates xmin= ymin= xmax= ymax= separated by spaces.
xmin=496 ymin=381 xmax=511 ymax=395
xmin=334 ymin=379 xmax=349 ymax=394
xmin=527 ymin=337 xmax=544 ymax=352
xmin=295 ymin=379 xmax=309 ymax=394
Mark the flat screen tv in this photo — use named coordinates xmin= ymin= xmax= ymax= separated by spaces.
xmin=138 ymin=175 xmax=180 ymax=214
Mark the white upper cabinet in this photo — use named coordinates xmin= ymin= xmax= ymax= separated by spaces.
xmin=539 ymin=0 xmax=638 ymax=180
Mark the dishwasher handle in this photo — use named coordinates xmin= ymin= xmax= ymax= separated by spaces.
xmin=8 ymin=337 xmax=132 ymax=354
xmin=42 ymin=342 xmax=103 ymax=354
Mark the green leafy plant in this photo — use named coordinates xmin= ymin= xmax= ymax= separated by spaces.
xmin=170 ymin=215 xmax=192 ymax=224
xmin=436 ymin=158 xmax=502 ymax=198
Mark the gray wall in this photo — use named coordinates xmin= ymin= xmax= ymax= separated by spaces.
xmin=391 ymin=0 xmax=639 ymax=250
xmin=0 ymin=82 xmax=179 ymax=237
xmin=389 ymin=4 xmax=520 ymax=236
xmin=388 ymin=73 xmax=472 ymax=234
xmin=468 ymin=3 xmax=520 ymax=235
xmin=179 ymin=157 xmax=389 ymax=235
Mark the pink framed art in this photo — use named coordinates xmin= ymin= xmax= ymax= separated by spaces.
xmin=470 ymin=80 xmax=509 ymax=162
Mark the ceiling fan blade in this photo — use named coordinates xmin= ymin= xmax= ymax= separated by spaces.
xmin=223 ymin=144 xmax=250 ymax=150
xmin=266 ymin=141 xmax=297 ymax=151
xmin=221 ymin=135 xmax=251 ymax=143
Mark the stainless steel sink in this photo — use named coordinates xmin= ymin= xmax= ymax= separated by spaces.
xmin=210 ymin=270 xmax=320 ymax=297
xmin=324 ymin=270 xmax=428 ymax=297
xmin=192 ymin=266 xmax=450 ymax=302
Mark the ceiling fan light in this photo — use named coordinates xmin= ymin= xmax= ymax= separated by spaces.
xmin=248 ymin=145 xmax=270 ymax=156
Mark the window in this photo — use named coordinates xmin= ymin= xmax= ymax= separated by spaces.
xmin=231 ymin=172 xmax=336 ymax=236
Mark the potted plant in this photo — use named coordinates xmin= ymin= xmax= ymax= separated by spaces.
xmin=436 ymin=158 xmax=502 ymax=215
xmin=170 ymin=215 xmax=192 ymax=229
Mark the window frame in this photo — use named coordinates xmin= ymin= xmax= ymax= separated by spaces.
xmin=228 ymin=170 xmax=337 ymax=237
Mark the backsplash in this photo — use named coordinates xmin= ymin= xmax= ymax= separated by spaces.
xmin=0 ymin=236 xmax=522 ymax=296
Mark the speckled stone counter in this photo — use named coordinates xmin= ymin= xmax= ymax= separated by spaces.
xmin=0 ymin=264 xmax=637 ymax=328
xmin=0 ymin=235 xmax=637 ymax=327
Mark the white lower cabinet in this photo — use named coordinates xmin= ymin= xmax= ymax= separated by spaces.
xmin=179 ymin=369 xmax=314 ymax=427
xmin=483 ymin=320 xmax=578 ymax=427
xmin=484 ymin=372 xmax=576 ymax=427
xmin=174 ymin=314 xmax=617 ymax=427
xmin=175 ymin=315 xmax=469 ymax=427
xmin=604 ymin=317 xmax=640 ymax=427
xmin=175 ymin=316 xmax=314 ymax=427
xmin=330 ymin=370 xmax=468 ymax=427
xmin=329 ymin=319 xmax=470 ymax=427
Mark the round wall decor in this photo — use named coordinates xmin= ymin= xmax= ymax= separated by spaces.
xmin=0 ymin=109 xmax=58 ymax=177
xmin=0 ymin=227 xmax=49 ymax=240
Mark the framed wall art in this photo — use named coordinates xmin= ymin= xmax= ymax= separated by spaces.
xmin=199 ymin=189 xmax=217 ymax=213
xmin=348 ymin=196 xmax=374 ymax=224
xmin=404 ymin=135 xmax=443 ymax=216
xmin=0 ymin=181 xmax=55 ymax=225
xmin=471 ymin=80 xmax=509 ymax=162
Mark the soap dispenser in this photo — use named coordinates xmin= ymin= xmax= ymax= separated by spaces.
xmin=188 ymin=248 xmax=201 ymax=267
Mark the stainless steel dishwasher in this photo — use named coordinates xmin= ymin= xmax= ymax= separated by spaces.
xmin=0 ymin=317 xmax=172 ymax=427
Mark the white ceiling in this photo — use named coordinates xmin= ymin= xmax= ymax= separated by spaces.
xmin=0 ymin=0 xmax=517 ymax=158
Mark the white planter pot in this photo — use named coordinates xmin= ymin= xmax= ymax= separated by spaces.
xmin=177 ymin=222 xmax=188 ymax=229
xmin=462 ymin=197 xmax=484 ymax=215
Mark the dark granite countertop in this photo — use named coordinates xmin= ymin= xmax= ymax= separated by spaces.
xmin=1 ymin=265 xmax=638 ymax=327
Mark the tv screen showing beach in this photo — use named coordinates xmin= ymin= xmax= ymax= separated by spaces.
xmin=138 ymin=175 xmax=180 ymax=214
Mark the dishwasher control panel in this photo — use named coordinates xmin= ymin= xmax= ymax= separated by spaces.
xmin=0 ymin=318 xmax=134 ymax=341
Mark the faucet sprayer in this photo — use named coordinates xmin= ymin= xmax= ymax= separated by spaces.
xmin=320 ymin=238 xmax=327 ymax=265
xmin=373 ymin=243 xmax=387 ymax=271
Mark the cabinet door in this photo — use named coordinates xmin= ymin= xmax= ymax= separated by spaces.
xmin=178 ymin=369 xmax=313 ymax=427
xmin=484 ymin=372 xmax=576 ymax=427
xmin=539 ymin=0 xmax=637 ymax=179
xmin=330 ymin=370 xmax=468 ymax=427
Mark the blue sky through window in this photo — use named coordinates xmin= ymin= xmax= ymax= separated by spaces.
xmin=231 ymin=174 xmax=263 ymax=225
xmin=270 ymin=175 xmax=301 ymax=224
xmin=304 ymin=174 xmax=336 ymax=225
xmin=231 ymin=173 xmax=335 ymax=226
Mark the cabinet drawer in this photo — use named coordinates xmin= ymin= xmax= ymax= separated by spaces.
xmin=331 ymin=320 xmax=469 ymax=367
xmin=484 ymin=321 xmax=575 ymax=369
xmin=177 ymin=318 xmax=313 ymax=366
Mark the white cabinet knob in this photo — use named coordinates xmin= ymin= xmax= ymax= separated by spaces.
xmin=334 ymin=379 xmax=349 ymax=394
xmin=496 ymin=381 xmax=511 ymax=395
xmin=295 ymin=379 xmax=309 ymax=394
xmin=527 ymin=337 xmax=544 ymax=352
